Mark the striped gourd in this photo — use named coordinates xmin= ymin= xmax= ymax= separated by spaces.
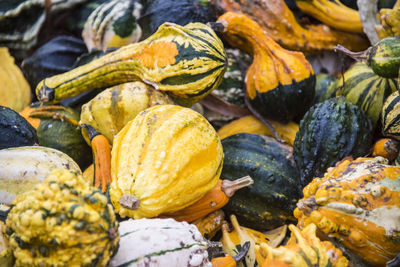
xmin=335 ymin=62 xmax=398 ymax=126
xmin=109 ymin=218 xmax=211 ymax=266
xmin=382 ymin=91 xmax=400 ymax=140
xmin=36 ymin=22 xmax=227 ymax=107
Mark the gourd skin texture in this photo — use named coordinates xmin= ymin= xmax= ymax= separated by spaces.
xmin=382 ymin=91 xmax=400 ymax=140
xmin=335 ymin=62 xmax=398 ymax=126
xmin=221 ymin=134 xmax=301 ymax=230
xmin=110 ymin=105 xmax=223 ymax=219
xmin=295 ymin=157 xmax=400 ymax=266
xmin=217 ymin=12 xmax=315 ymax=123
xmin=80 ymin=81 xmax=174 ymax=145
xmin=36 ymin=22 xmax=227 ymax=107
xmin=294 ymin=97 xmax=373 ymax=187
xmin=313 ymin=73 xmax=338 ymax=105
xmin=5 ymin=169 xmax=119 ymax=267
xmin=368 ymin=36 xmax=400 ymax=78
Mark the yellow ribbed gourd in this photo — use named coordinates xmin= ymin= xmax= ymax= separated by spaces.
xmin=110 ymin=104 xmax=224 ymax=219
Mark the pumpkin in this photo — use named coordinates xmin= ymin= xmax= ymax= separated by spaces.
xmin=293 ymin=97 xmax=373 ymax=187
xmin=255 ymin=224 xmax=348 ymax=267
xmin=0 ymin=106 xmax=38 ymax=150
xmin=20 ymin=104 xmax=92 ymax=168
xmin=216 ymin=12 xmax=315 ymax=123
xmin=82 ymin=0 xmax=143 ymax=51
xmin=0 ymin=48 xmax=31 ymax=112
xmin=313 ymin=73 xmax=338 ymax=105
xmin=212 ymin=0 xmax=369 ymax=53
xmin=0 ymin=146 xmax=81 ymax=205
xmin=5 ymin=169 xmax=119 ymax=266
xmin=193 ymin=210 xmax=225 ymax=239
xmin=110 ymin=105 xmax=224 ymax=219
xmin=36 ymin=21 xmax=227 ymax=107
xmin=372 ymin=138 xmax=399 ymax=161
xmin=221 ymin=133 xmax=301 ymax=230
xmin=79 ymin=81 xmax=174 ymax=145
xmin=382 ymin=90 xmax=400 ymax=140
xmin=295 ymin=156 xmax=400 ymax=266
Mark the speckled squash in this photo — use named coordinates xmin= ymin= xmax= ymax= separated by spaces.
xmin=5 ymin=169 xmax=119 ymax=267
xmin=80 ymin=81 xmax=174 ymax=145
xmin=294 ymin=96 xmax=373 ymax=187
xmin=36 ymin=22 xmax=226 ymax=107
xmin=110 ymin=105 xmax=223 ymax=219
xmin=221 ymin=133 xmax=301 ymax=230
xmin=217 ymin=12 xmax=315 ymax=123
xmin=193 ymin=210 xmax=225 ymax=239
xmin=372 ymin=138 xmax=399 ymax=161
xmin=367 ymin=36 xmax=400 ymax=78
xmin=109 ymin=218 xmax=211 ymax=266
xmin=382 ymin=90 xmax=400 ymax=140
xmin=295 ymin=157 xmax=400 ymax=266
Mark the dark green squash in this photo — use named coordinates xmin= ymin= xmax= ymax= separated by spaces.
xmin=312 ymin=73 xmax=338 ymax=105
xmin=221 ymin=133 xmax=301 ymax=230
xmin=0 ymin=106 xmax=38 ymax=150
xmin=293 ymin=96 xmax=373 ymax=187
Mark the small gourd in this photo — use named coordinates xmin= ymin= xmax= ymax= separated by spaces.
xmin=372 ymin=138 xmax=399 ymax=161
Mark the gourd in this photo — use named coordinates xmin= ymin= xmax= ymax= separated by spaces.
xmin=221 ymin=133 xmax=301 ymax=230
xmin=0 ymin=221 xmax=14 ymax=267
xmin=0 ymin=106 xmax=38 ymax=150
xmin=36 ymin=22 xmax=227 ymax=107
xmin=382 ymin=91 xmax=400 ymax=140
xmin=334 ymin=62 xmax=398 ymax=126
xmin=110 ymin=105 xmax=224 ymax=219
xmin=216 ymin=12 xmax=315 ymax=123
xmin=372 ymin=138 xmax=399 ymax=161
xmin=213 ymin=0 xmax=369 ymax=53
xmin=20 ymin=104 xmax=92 ymax=168
xmin=0 ymin=146 xmax=81 ymax=205
xmin=294 ymin=0 xmax=363 ymax=33
xmin=295 ymin=156 xmax=400 ymax=266
xmin=313 ymin=73 xmax=338 ymax=105
xmin=82 ymin=0 xmax=143 ymax=51
xmin=80 ymin=81 xmax=174 ymax=145
xmin=376 ymin=0 xmax=400 ymax=38
xmin=108 ymin=218 xmax=211 ymax=267
xmin=255 ymin=224 xmax=348 ymax=267
xmin=192 ymin=210 xmax=225 ymax=239
xmin=217 ymin=115 xmax=299 ymax=146
xmin=5 ymin=169 xmax=119 ymax=266
xmin=293 ymin=97 xmax=373 ymax=187
xmin=0 ymin=48 xmax=31 ymax=112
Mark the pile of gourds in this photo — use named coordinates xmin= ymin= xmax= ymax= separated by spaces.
xmin=1 ymin=0 xmax=400 ymax=266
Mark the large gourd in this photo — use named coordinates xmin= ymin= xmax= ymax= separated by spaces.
xmin=216 ymin=12 xmax=315 ymax=123
xmin=294 ymin=97 xmax=373 ymax=187
xmin=295 ymin=157 xmax=400 ymax=266
xmin=110 ymin=105 xmax=224 ymax=219
xmin=36 ymin=22 xmax=227 ymax=107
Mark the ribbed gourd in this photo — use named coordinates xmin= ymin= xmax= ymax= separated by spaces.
xmin=221 ymin=133 xmax=301 ymax=230
xmin=295 ymin=156 xmax=400 ymax=266
xmin=110 ymin=105 xmax=224 ymax=219
xmin=382 ymin=90 xmax=400 ymax=140
xmin=5 ymin=169 xmax=119 ymax=267
xmin=80 ymin=81 xmax=174 ymax=145
xmin=335 ymin=62 xmax=398 ymax=126
xmin=216 ymin=12 xmax=315 ymax=123
xmin=82 ymin=0 xmax=143 ymax=51
xmin=109 ymin=218 xmax=211 ymax=266
xmin=293 ymin=97 xmax=373 ymax=187
xmin=36 ymin=22 xmax=227 ymax=107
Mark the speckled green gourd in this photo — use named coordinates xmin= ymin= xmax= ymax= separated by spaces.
xmin=368 ymin=36 xmax=400 ymax=78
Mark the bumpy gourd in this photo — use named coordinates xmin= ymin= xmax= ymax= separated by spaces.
xmin=0 ymin=222 xmax=13 ymax=267
xmin=295 ymin=157 xmax=400 ymax=266
xmin=110 ymin=105 xmax=223 ymax=219
xmin=217 ymin=12 xmax=315 ymax=123
xmin=36 ymin=22 xmax=226 ymax=107
xmin=5 ymin=169 xmax=119 ymax=267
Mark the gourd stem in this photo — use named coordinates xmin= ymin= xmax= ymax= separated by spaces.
xmin=29 ymin=110 xmax=79 ymax=127
xmin=81 ymin=124 xmax=100 ymax=141
xmin=222 ymin=176 xmax=254 ymax=198
xmin=120 ymin=195 xmax=140 ymax=210
xmin=296 ymin=196 xmax=317 ymax=216
xmin=334 ymin=45 xmax=369 ymax=62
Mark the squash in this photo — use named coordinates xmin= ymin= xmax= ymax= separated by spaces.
xmin=295 ymin=156 xmax=400 ymax=266
xmin=217 ymin=115 xmax=299 ymax=146
xmin=0 ymin=221 xmax=14 ymax=267
xmin=79 ymin=81 xmax=174 ymax=145
xmin=212 ymin=0 xmax=369 ymax=53
xmin=313 ymin=73 xmax=338 ymax=105
xmin=193 ymin=210 xmax=225 ymax=239
xmin=5 ymin=169 xmax=119 ymax=266
xmin=368 ymin=36 xmax=400 ymax=78
xmin=0 ymin=48 xmax=31 ymax=112
xmin=376 ymin=0 xmax=400 ymax=38
xmin=381 ymin=90 xmax=400 ymax=140
xmin=0 ymin=106 xmax=38 ymax=150
xmin=372 ymin=138 xmax=399 ymax=161
xmin=221 ymin=133 xmax=301 ymax=230
xmin=216 ymin=12 xmax=315 ymax=123
xmin=20 ymin=104 xmax=92 ymax=168
xmin=110 ymin=105 xmax=224 ymax=219
xmin=82 ymin=0 xmax=143 ymax=51
xmin=294 ymin=97 xmax=373 ymax=187
xmin=0 ymin=146 xmax=81 ymax=205
xmin=211 ymin=241 xmax=250 ymax=267
xmin=255 ymin=224 xmax=348 ymax=267
xmin=36 ymin=21 xmax=226 ymax=107
xmin=334 ymin=62 xmax=398 ymax=126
